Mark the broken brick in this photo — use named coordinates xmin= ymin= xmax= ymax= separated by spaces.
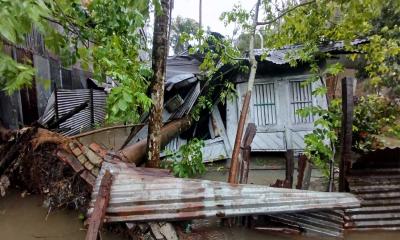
xmin=69 ymin=141 xmax=82 ymax=156
xmin=77 ymin=154 xmax=88 ymax=164
xmin=80 ymin=170 xmax=96 ymax=187
xmin=149 ymin=222 xmax=164 ymax=240
xmin=82 ymin=146 xmax=103 ymax=166
xmin=84 ymin=161 xmax=94 ymax=171
xmin=71 ymin=146 xmax=82 ymax=157
xmin=89 ymin=143 xmax=108 ymax=158
xmin=91 ymin=167 xmax=99 ymax=176
xmin=56 ymin=150 xmax=84 ymax=173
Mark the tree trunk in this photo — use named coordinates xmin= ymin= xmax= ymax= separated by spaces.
xmin=146 ymin=0 xmax=171 ymax=168
xmin=121 ymin=117 xmax=192 ymax=165
xmin=228 ymin=0 xmax=260 ymax=184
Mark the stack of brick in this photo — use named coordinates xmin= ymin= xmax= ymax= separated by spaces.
xmin=56 ymin=140 xmax=109 ymax=187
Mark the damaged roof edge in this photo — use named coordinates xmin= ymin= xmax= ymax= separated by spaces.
xmin=253 ymin=39 xmax=369 ymax=65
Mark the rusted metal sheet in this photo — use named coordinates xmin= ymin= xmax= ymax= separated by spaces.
xmin=267 ymin=210 xmax=345 ymax=237
xmin=345 ymin=168 xmax=400 ymax=230
xmin=88 ymin=162 xmax=360 ymax=222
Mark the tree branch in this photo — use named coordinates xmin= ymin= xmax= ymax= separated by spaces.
xmin=256 ymin=0 xmax=316 ymax=26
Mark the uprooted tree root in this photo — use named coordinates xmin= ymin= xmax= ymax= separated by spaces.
xmin=0 ymin=127 xmax=91 ymax=211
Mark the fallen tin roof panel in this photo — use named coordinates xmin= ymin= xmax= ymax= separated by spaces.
xmin=345 ymin=169 xmax=400 ymax=230
xmin=268 ymin=210 xmax=345 ymax=237
xmin=88 ymin=162 xmax=360 ymax=222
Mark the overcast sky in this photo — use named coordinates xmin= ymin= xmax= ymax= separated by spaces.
xmin=171 ymin=0 xmax=255 ymax=37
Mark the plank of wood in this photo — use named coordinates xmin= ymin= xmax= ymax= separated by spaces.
xmin=85 ymin=170 xmax=112 ymax=240
xmin=339 ymin=77 xmax=354 ymax=192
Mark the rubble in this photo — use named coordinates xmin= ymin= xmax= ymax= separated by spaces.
xmin=1 ymin=125 xmax=385 ymax=239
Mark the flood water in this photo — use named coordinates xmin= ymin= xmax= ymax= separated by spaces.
xmin=1 ymin=190 xmax=400 ymax=240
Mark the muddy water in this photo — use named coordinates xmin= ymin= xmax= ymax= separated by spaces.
xmin=0 ymin=191 xmax=125 ymax=240
xmin=1 ymin=191 xmax=400 ymax=240
xmin=0 ymin=153 xmax=398 ymax=240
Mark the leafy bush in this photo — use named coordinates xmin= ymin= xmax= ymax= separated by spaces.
xmin=299 ymin=99 xmax=342 ymax=177
xmin=301 ymin=94 xmax=400 ymax=178
xmin=353 ymin=95 xmax=400 ymax=151
xmin=162 ymin=138 xmax=206 ymax=178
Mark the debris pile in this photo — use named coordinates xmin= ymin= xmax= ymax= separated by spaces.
xmin=126 ymin=222 xmax=179 ymax=240
xmin=0 ymin=127 xmax=91 ymax=210
xmin=0 ymin=125 xmax=364 ymax=239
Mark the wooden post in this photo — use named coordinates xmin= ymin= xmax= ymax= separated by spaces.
xmin=54 ymin=82 xmax=59 ymax=128
xmin=239 ymin=123 xmax=257 ymax=184
xmin=90 ymin=88 xmax=95 ymax=127
xmin=85 ymin=170 xmax=113 ymax=240
xmin=296 ymin=154 xmax=312 ymax=190
xmin=239 ymin=147 xmax=251 ymax=184
xmin=285 ymin=149 xmax=294 ymax=188
xmin=339 ymin=77 xmax=354 ymax=192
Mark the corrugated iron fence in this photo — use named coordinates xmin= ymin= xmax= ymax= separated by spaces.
xmin=40 ymin=89 xmax=106 ymax=136
xmin=344 ymin=148 xmax=400 ymax=231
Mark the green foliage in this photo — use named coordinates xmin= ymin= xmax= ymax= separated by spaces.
xmin=299 ymin=99 xmax=342 ymax=177
xmin=240 ymin=0 xmax=400 ymax=177
xmin=301 ymin=94 xmax=400 ymax=177
xmin=162 ymin=138 xmax=206 ymax=178
xmin=235 ymin=33 xmax=263 ymax=53
xmin=1 ymin=0 xmax=157 ymax=123
xmin=170 ymin=16 xmax=199 ymax=55
xmin=353 ymin=95 xmax=400 ymax=151
xmin=0 ymin=0 xmax=52 ymax=94
xmin=262 ymin=0 xmax=400 ymax=96
xmin=181 ymin=31 xmax=243 ymax=120
xmin=0 ymin=52 xmax=36 ymax=94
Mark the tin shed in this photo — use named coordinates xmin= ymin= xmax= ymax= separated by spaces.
xmin=227 ymin=74 xmax=328 ymax=152
xmin=225 ymin=46 xmax=335 ymax=152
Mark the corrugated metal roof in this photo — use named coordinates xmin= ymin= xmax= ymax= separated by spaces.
xmin=169 ymin=82 xmax=201 ymax=119
xmin=166 ymin=56 xmax=201 ymax=80
xmin=165 ymin=73 xmax=198 ymax=91
xmin=268 ymin=210 xmax=345 ymax=237
xmin=253 ymin=39 xmax=369 ymax=65
xmin=88 ymin=162 xmax=360 ymax=222
xmin=345 ymin=168 xmax=400 ymax=230
xmin=39 ymin=89 xmax=107 ymax=136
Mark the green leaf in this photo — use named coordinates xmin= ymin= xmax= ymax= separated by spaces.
xmin=118 ymin=100 xmax=128 ymax=111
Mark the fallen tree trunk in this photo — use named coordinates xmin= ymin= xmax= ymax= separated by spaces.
xmin=119 ymin=117 xmax=192 ymax=165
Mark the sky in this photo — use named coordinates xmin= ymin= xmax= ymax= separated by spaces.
xmin=171 ymin=0 xmax=255 ymax=37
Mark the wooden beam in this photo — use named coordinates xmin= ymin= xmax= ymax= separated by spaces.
xmin=85 ymin=170 xmax=112 ymax=240
xmin=285 ymin=149 xmax=294 ymax=188
xmin=239 ymin=123 xmax=257 ymax=184
xmin=296 ymin=154 xmax=312 ymax=190
xmin=339 ymin=77 xmax=354 ymax=192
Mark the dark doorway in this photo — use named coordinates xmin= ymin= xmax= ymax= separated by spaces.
xmin=15 ymin=48 xmax=39 ymax=125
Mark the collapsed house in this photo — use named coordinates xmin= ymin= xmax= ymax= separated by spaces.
xmin=123 ymin=40 xmax=366 ymax=163
xmin=1 ymin=31 xmax=365 ymax=163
